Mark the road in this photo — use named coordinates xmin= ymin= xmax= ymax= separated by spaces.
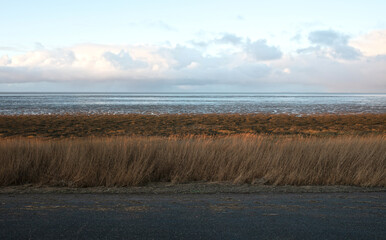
xmin=0 ymin=192 xmax=385 ymax=239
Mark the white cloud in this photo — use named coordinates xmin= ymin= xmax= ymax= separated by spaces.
xmin=0 ymin=31 xmax=385 ymax=92
xmin=0 ymin=55 xmax=11 ymax=65
xmin=269 ymin=53 xmax=386 ymax=92
xmin=350 ymin=30 xmax=386 ymax=56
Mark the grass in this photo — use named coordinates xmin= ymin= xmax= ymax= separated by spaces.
xmin=0 ymin=135 xmax=384 ymax=187
xmin=0 ymin=113 xmax=385 ymax=138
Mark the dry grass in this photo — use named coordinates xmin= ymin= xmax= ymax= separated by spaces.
xmin=0 ymin=113 xmax=385 ymax=138
xmin=0 ymin=135 xmax=384 ymax=187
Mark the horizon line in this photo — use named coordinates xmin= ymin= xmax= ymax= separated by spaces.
xmin=0 ymin=91 xmax=385 ymax=95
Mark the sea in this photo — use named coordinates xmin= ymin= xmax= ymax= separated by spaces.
xmin=0 ymin=93 xmax=385 ymax=115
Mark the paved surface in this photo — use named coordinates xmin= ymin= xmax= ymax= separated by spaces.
xmin=0 ymin=192 xmax=385 ymax=239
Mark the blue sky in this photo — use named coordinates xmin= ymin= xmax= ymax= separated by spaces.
xmin=0 ymin=0 xmax=385 ymax=92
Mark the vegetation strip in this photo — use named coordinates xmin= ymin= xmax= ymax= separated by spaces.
xmin=0 ymin=113 xmax=385 ymax=138
xmin=1 ymin=135 xmax=384 ymax=187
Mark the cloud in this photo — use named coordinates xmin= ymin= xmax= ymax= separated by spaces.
xmin=215 ymin=33 xmax=243 ymax=45
xmin=303 ymin=30 xmax=361 ymax=60
xmin=0 ymin=42 xmax=273 ymax=90
xmin=190 ymin=33 xmax=243 ymax=48
xmin=291 ymin=32 xmax=302 ymax=42
xmin=233 ymin=63 xmax=271 ymax=80
xmin=332 ymin=44 xmax=361 ymax=60
xmin=158 ymin=45 xmax=203 ymax=69
xmin=9 ymin=48 xmax=76 ymax=67
xmin=189 ymin=33 xmax=282 ymax=63
xmin=0 ymin=55 xmax=11 ymax=65
xmin=103 ymin=50 xmax=148 ymax=70
xmin=374 ymin=54 xmax=386 ymax=61
xmin=34 ymin=42 xmax=45 ymax=50
xmin=297 ymin=46 xmax=320 ymax=54
xmin=350 ymin=29 xmax=386 ymax=56
xmin=0 ymin=32 xmax=385 ymax=92
xmin=245 ymin=39 xmax=282 ymax=61
xmin=0 ymin=46 xmax=22 ymax=51
xmin=309 ymin=30 xmax=348 ymax=45
xmin=189 ymin=40 xmax=209 ymax=48
xmin=269 ymin=53 xmax=386 ymax=92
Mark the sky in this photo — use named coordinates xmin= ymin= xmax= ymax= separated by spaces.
xmin=0 ymin=0 xmax=385 ymax=92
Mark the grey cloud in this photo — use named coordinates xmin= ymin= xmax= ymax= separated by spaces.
xmin=0 ymin=66 xmax=25 ymax=83
xmin=291 ymin=32 xmax=302 ymax=42
xmin=0 ymin=66 xmax=68 ymax=83
xmin=297 ymin=46 xmax=321 ymax=54
xmin=158 ymin=43 xmax=272 ymax=85
xmin=304 ymin=30 xmax=361 ymax=60
xmin=51 ymin=49 xmax=76 ymax=65
xmin=189 ymin=40 xmax=209 ymax=48
xmin=103 ymin=50 xmax=148 ymax=70
xmin=34 ymin=42 xmax=45 ymax=50
xmin=233 ymin=63 xmax=271 ymax=79
xmin=245 ymin=39 xmax=282 ymax=61
xmin=272 ymin=54 xmax=386 ymax=92
xmin=375 ymin=54 xmax=386 ymax=61
xmin=159 ymin=45 xmax=203 ymax=69
xmin=170 ymin=62 xmax=271 ymax=87
xmin=309 ymin=30 xmax=348 ymax=45
xmin=215 ymin=33 xmax=243 ymax=45
xmin=333 ymin=45 xmax=361 ymax=60
xmin=192 ymin=35 xmax=283 ymax=61
xmin=190 ymin=33 xmax=243 ymax=48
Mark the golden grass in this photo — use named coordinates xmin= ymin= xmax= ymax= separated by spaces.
xmin=0 ymin=135 xmax=384 ymax=187
xmin=0 ymin=113 xmax=385 ymax=138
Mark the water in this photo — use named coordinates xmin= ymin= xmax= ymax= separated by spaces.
xmin=0 ymin=93 xmax=385 ymax=115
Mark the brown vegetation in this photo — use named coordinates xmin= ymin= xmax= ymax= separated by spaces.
xmin=0 ymin=113 xmax=385 ymax=138
xmin=0 ymin=135 xmax=385 ymax=187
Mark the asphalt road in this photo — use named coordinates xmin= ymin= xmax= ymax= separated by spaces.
xmin=0 ymin=192 xmax=385 ymax=239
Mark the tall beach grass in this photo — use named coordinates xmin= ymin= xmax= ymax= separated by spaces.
xmin=1 ymin=135 xmax=384 ymax=187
